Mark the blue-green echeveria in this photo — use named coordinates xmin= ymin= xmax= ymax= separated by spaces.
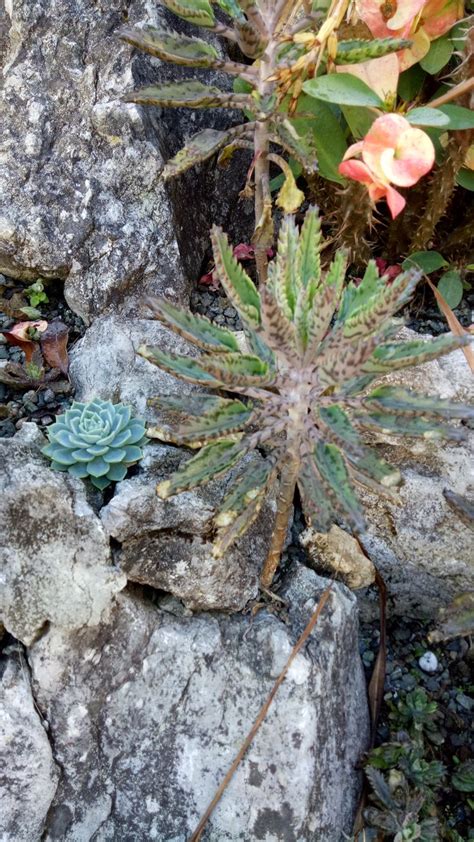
xmin=42 ymin=399 xmax=148 ymax=490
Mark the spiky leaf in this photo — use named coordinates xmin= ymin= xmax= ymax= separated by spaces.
xmin=211 ymin=226 xmax=260 ymax=327
xmin=313 ymin=443 xmax=366 ymax=531
xmin=124 ymin=80 xmax=247 ymax=109
xmin=157 ymin=439 xmax=244 ymax=498
xmin=161 ymin=0 xmax=215 ymax=27
xmin=364 ymin=386 xmax=474 ymax=421
xmin=162 ymin=128 xmax=236 ymax=179
xmin=120 ymin=26 xmax=219 ymax=66
xmin=362 ymin=334 xmax=472 ymax=374
xmin=335 ymin=37 xmax=412 ymax=64
xmin=146 ymin=296 xmax=240 ymax=352
xmin=148 ymin=398 xmax=252 ymax=445
xmin=213 ymin=457 xmax=278 ymax=555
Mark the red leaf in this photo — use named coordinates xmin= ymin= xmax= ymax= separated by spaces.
xmin=40 ymin=320 xmax=70 ymax=375
xmin=2 ymin=320 xmax=48 ymax=363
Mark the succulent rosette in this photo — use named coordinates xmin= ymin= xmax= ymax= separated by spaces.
xmin=42 ymin=399 xmax=148 ymax=489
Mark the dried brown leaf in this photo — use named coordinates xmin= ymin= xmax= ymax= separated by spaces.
xmin=40 ymin=320 xmax=70 ymax=375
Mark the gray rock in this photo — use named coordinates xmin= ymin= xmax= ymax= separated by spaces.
xmin=0 ymin=647 xmax=58 ymax=842
xmin=0 ymin=423 xmax=126 ymax=645
xmin=26 ymin=567 xmax=369 ymax=841
xmin=69 ymin=315 xmax=196 ymax=418
xmin=1 ymin=1 xmax=251 ymax=323
xmin=101 ymin=446 xmax=277 ymax=612
xmin=359 ymin=336 xmax=474 ymax=619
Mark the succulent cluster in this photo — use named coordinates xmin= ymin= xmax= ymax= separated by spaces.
xmin=140 ymin=207 xmax=473 ymax=587
xmin=42 ymin=399 xmax=147 ymax=490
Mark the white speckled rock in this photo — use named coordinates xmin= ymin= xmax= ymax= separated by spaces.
xmin=0 ymin=424 xmax=126 ymax=645
xmin=0 ymin=648 xmax=59 ymax=841
xmin=359 ymin=333 xmax=474 ymax=619
xmin=0 ymin=0 xmax=250 ymax=322
xmin=25 ymin=566 xmax=369 ymax=841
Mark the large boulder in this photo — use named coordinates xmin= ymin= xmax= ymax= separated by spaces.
xmin=21 ymin=566 xmax=369 ymax=841
xmin=1 ymin=0 xmax=250 ymax=322
xmin=0 ymin=646 xmax=59 ymax=842
xmin=0 ymin=424 xmax=126 ymax=645
xmin=359 ymin=338 xmax=474 ymax=619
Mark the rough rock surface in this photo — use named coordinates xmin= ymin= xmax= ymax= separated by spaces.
xmin=69 ymin=316 xmax=195 ymax=418
xmin=0 ymin=424 xmax=126 ymax=645
xmin=1 ymin=0 xmax=250 ymax=322
xmin=0 ymin=646 xmax=58 ymax=842
xmin=23 ymin=566 xmax=369 ymax=842
xmin=101 ymin=446 xmax=277 ymax=611
xmin=359 ymin=339 xmax=474 ymax=619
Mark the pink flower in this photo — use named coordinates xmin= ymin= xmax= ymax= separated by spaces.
xmin=338 ymin=114 xmax=435 ymax=218
xmin=357 ymin=0 xmax=464 ymax=70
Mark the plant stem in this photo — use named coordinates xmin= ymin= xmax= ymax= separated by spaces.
xmin=428 ymin=77 xmax=474 ymax=108
xmin=260 ymin=456 xmax=299 ymax=588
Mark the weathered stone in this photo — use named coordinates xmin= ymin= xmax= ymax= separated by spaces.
xmin=359 ymin=336 xmax=474 ymax=619
xmin=101 ymin=446 xmax=277 ymax=611
xmin=0 ymin=424 xmax=126 ymax=645
xmin=1 ymin=0 xmax=251 ymax=322
xmin=69 ymin=316 xmax=195 ymax=418
xmin=301 ymin=525 xmax=376 ymax=590
xmin=28 ymin=566 xmax=369 ymax=841
xmin=0 ymin=646 xmax=58 ymax=841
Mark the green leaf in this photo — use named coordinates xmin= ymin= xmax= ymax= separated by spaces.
xmin=318 ymin=404 xmax=362 ymax=450
xmin=452 ymin=760 xmax=474 ymax=793
xmin=268 ymin=216 xmax=299 ymax=318
xmin=456 ymin=168 xmax=474 ymax=191
xmin=420 ymin=35 xmax=453 ymax=74
xmin=139 ymin=346 xmax=270 ymax=388
xmin=86 ymin=456 xmax=110 ymax=478
xmin=437 ymin=270 xmax=463 ymax=309
xmin=356 ymin=411 xmax=467 ymax=441
xmin=342 ymin=269 xmax=419 ymax=340
xmin=157 ymin=440 xmax=244 ymax=498
xmin=211 ymin=226 xmax=260 ymax=327
xmin=406 ymin=107 xmax=450 ymax=127
xmin=363 ymin=334 xmax=471 ymax=374
xmin=148 ymin=393 xmax=237 ymax=416
xmin=436 ymin=104 xmax=474 ymax=130
xmin=162 ymin=128 xmax=236 ymax=179
xmin=303 ymin=73 xmax=383 ymax=107
xmin=335 ymin=37 xmax=411 ymax=64
xmin=314 ymin=442 xmax=366 ymax=531
xmin=145 ymin=296 xmax=240 ymax=352
xmin=338 ymin=260 xmax=382 ymax=322
xmin=215 ymin=0 xmax=244 ymax=18
xmin=298 ymin=456 xmax=337 ymax=532
xmin=340 ymin=105 xmax=376 ymax=139
xmin=161 ymin=0 xmax=215 ymax=27
xmin=398 ymin=64 xmax=426 ymax=101
xmin=119 ymin=26 xmax=219 ymax=66
xmin=291 ymin=95 xmax=347 ymax=183
xmin=295 ymin=205 xmax=322 ymax=290
xmin=273 ymin=119 xmax=319 ymax=174
xmin=364 ymin=386 xmax=474 ymax=421
xmin=213 ymin=457 xmax=277 ymax=554
xmin=402 ymin=250 xmax=448 ymax=273
xmin=124 ymin=80 xmax=245 ymax=109
xmin=347 ymin=450 xmax=401 ymax=489
xmin=148 ymin=398 xmax=252 ymax=444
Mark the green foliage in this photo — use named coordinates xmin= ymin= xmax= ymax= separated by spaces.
xmin=42 ymin=399 xmax=147 ymax=490
xmin=302 ymin=73 xmax=384 ymax=107
xmin=25 ymin=279 xmax=48 ymax=309
xmin=141 ymin=208 xmax=473 ymax=577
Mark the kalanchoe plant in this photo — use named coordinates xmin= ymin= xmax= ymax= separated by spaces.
xmin=139 ymin=207 xmax=473 ymax=588
xmin=42 ymin=399 xmax=148 ymax=490
xmin=120 ymin=0 xmax=410 ymax=279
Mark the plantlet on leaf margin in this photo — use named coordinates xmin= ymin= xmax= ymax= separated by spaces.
xmin=120 ymin=0 xmax=410 ymax=280
xmin=139 ymin=206 xmax=473 ymax=588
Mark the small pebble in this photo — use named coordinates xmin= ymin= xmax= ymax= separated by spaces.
xmin=418 ymin=651 xmax=438 ymax=673
xmin=0 ymin=346 xmax=8 ymax=360
xmin=40 ymin=415 xmax=54 ymax=426
xmin=42 ymin=388 xmax=56 ymax=404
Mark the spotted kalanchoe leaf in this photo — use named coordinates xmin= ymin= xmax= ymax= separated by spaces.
xmin=42 ymin=399 xmax=148 ymax=490
xmin=140 ymin=207 xmax=473 ymax=587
